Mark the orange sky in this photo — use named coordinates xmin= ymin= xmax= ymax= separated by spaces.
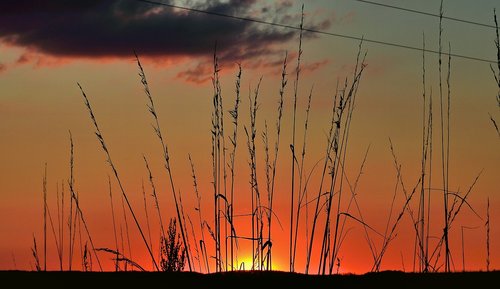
xmin=0 ymin=0 xmax=499 ymax=274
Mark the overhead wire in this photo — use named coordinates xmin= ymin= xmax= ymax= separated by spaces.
xmin=133 ymin=0 xmax=496 ymax=64
xmin=354 ymin=0 xmax=497 ymax=29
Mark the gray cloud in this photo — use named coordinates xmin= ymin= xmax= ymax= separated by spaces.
xmin=0 ymin=0 xmax=332 ymax=81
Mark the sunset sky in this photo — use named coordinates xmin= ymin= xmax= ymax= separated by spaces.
xmin=0 ymin=0 xmax=499 ymax=273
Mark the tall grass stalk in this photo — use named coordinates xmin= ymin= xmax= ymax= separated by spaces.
xmin=437 ymin=0 xmax=451 ymax=272
xmin=305 ymin=83 xmax=339 ymax=274
xmin=72 ymin=187 xmax=101 ymax=272
xmin=426 ymin=88 xmax=434 ymax=271
xmin=96 ymin=248 xmax=146 ymax=271
xmin=42 ymin=171 xmax=63 ymax=271
xmin=389 ymin=139 xmax=424 ymax=272
xmin=82 ymin=242 xmax=92 ymax=271
xmin=71 ymin=191 xmax=80 ymax=270
xmin=78 ymin=83 xmax=159 ymax=270
xmin=267 ymin=53 xmax=288 ymax=270
xmin=56 ymin=182 xmax=62 ymax=270
xmin=372 ymin=184 xmax=420 ymax=272
xmin=64 ymin=133 xmax=103 ymax=272
xmin=68 ymin=132 xmax=74 ymax=270
xmin=245 ymin=77 xmax=263 ymax=269
xmin=319 ymin=90 xmax=344 ymax=273
xmin=445 ymin=40 xmax=453 ymax=272
xmin=447 ymin=175 xmax=482 ymax=230
xmin=107 ymin=176 xmax=120 ymax=271
xmin=119 ymin=225 xmax=125 ymax=270
xmin=289 ymin=5 xmax=304 ymax=272
xmin=61 ymin=183 xmax=66 ymax=270
xmin=326 ymin=93 xmax=350 ymax=274
xmin=43 ymin=163 xmax=47 ymax=271
xmin=210 ymin=49 xmax=223 ymax=272
xmin=428 ymin=173 xmax=482 ymax=270
xmin=120 ymin=189 xmax=132 ymax=263
xmin=187 ymin=214 xmax=201 ymax=272
xmin=218 ymin=62 xmax=229 ymax=274
xmin=228 ymin=65 xmax=242 ymax=271
xmin=188 ymin=155 xmax=210 ymax=273
xmin=493 ymin=9 xmax=500 ymax=108
xmin=263 ymin=122 xmax=271 ymax=268
xmin=316 ymin=42 xmax=365 ymax=274
xmin=141 ymin=180 xmax=154 ymax=268
xmin=329 ymin=45 xmax=366 ymax=274
xmin=426 ymin=38 xmax=434 ymax=274
xmin=418 ymin=32 xmax=428 ymax=272
xmin=379 ymin=144 xmax=402 ymax=268
xmin=490 ymin=9 xmax=500 ymax=136
xmin=78 ymin=214 xmax=85 ymax=271
xmin=486 ymin=197 xmax=490 ymax=271
xmin=59 ymin=182 xmax=65 ymax=270
xmin=418 ymin=33 xmax=435 ymax=272
xmin=134 ymin=53 xmax=191 ymax=271
xmin=336 ymin=146 xmax=375 ymax=264
xmin=68 ymin=133 xmax=80 ymax=271
xmin=207 ymin=46 xmax=229 ymax=272
xmin=47 ymin=191 xmax=62 ymax=271
xmin=143 ymin=156 xmax=166 ymax=242
xmin=372 ymin=141 xmax=421 ymax=271
xmin=56 ymin=184 xmax=64 ymax=271
xmin=292 ymin=86 xmax=313 ymax=266
xmin=178 ymin=189 xmax=193 ymax=270
xmin=216 ymin=48 xmax=229 ymax=272
xmin=32 ymin=234 xmax=41 ymax=271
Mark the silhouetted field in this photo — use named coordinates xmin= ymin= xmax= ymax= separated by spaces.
xmin=2 ymin=270 xmax=499 ymax=288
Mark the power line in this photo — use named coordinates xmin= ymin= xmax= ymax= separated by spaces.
xmin=133 ymin=0 xmax=496 ymax=64
xmin=354 ymin=0 xmax=497 ymax=29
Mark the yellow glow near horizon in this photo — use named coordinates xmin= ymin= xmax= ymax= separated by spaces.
xmin=235 ymin=255 xmax=285 ymax=272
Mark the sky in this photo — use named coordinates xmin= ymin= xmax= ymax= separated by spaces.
xmin=0 ymin=0 xmax=499 ymax=273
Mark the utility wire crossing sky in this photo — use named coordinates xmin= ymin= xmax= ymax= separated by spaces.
xmin=135 ymin=0 xmax=497 ymax=63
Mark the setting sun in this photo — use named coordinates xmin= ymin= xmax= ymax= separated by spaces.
xmin=236 ymin=254 xmax=285 ymax=272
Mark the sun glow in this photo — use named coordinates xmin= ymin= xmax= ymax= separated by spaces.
xmin=236 ymin=255 xmax=284 ymax=272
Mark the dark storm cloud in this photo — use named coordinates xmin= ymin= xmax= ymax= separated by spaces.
xmin=0 ymin=0 xmax=328 ymax=62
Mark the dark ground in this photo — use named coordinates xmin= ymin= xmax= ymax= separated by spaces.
xmin=2 ymin=270 xmax=499 ymax=288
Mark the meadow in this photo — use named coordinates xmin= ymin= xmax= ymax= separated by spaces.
xmin=2 ymin=1 xmax=499 ymax=281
